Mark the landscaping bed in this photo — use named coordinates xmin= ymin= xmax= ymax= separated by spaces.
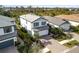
xmin=63 ymin=40 xmax=79 ymax=48
xmin=71 ymin=26 xmax=79 ymax=34
xmin=49 ymin=27 xmax=72 ymax=41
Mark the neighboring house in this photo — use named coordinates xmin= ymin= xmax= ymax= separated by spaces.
xmin=19 ymin=13 xmax=49 ymax=36
xmin=43 ymin=16 xmax=71 ymax=31
xmin=55 ymin=15 xmax=79 ymax=26
xmin=0 ymin=15 xmax=17 ymax=49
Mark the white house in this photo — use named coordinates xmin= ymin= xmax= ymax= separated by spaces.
xmin=43 ymin=16 xmax=71 ymax=31
xmin=19 ymin=13 xmax=49 ymax=36
xmin=0 ymin=15 xmax=17 ymax=49
xmin=55 ymin=15 xmax=79 ymax=26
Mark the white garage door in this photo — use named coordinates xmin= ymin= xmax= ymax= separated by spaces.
xmin=39 ymin=30 xmax=48 ymax=36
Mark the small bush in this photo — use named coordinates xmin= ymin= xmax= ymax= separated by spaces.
xmin=70 ymin=26 xmax=79 ymax=33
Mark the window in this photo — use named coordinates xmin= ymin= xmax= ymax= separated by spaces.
xmin=4 ymin=26 xmax=12 ymax=33
xmin=11 ymin=21 xmax=15 ymax=24
xmin=34 ymin=22 xmax=39 ymax=27
xmin=42 ymin=22 xmax=46 ymax=25
xmin=14 ymin=25 xmax=16 ymax=30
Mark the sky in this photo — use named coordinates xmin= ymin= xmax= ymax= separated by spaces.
xmin=1 ymin=0 xmax=79 ymax=7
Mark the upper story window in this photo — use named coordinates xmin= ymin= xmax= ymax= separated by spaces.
xmin=41 ymin=21 xmax=46 ymax=26
xmin=11 ymin=21 xmax=15 ymax=24
xmin=34 ymin=22 xmax=39 ymax=27
xmin=3 ymin=26 xmax=12 ymax=33
xmin=14 ymin=25 xmax=17 ymax=30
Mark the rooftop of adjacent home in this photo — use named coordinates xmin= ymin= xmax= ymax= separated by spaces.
xmin=20 ymin=13 xmax=43 ymax=22
xmin=55 ymin=14 xmax=79 ymax=22
xmin=43 ymin=16 xmax=66 ymax=26
xmin=0 ymin=15 xmax=15 ymax=27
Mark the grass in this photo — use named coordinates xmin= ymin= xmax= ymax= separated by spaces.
xmin=63 ymin=40 xmax=79 ymax=48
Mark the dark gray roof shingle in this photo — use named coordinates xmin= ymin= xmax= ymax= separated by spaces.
xmin=0 ymin=15 xmax=15 ymax=27
xmin=43 ymin=16 xmax=66 ymax=26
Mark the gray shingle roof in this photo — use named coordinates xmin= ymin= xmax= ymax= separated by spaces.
xmin=43 ymin=16 xmax=66 ymax=26
xmin=0 ymin=15 xmax=15 ymax=27
xmin=20 ymin=13 xmax=41 ymax=22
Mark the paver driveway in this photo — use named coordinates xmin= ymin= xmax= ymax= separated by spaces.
xmin=40 ymin=35 xmax=68 ymax=53
xmin=0 ymin=46 xmax=18 ymax=53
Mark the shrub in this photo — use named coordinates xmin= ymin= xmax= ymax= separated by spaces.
xmin=50 ymin=28 xmax=72 ymax=41
xmin=70 ymin=26 xmax=79 ymax=33
xmin=17 ymin=45 xmax=25 ymax=53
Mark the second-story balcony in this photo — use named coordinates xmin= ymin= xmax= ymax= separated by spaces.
xmin=33 ymin=26 xmax=49 ymax=32
xmin=0 ymin=31 xmax=17 ymax=41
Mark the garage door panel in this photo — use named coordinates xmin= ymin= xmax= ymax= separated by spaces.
xmin=0 ymin=39 xmax=14 ymax=49
xmin=39 ymin=30 xmax=48 ymax=36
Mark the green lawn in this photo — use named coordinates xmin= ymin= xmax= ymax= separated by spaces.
xmin=63 ymin=40 xmax=79 ymax=48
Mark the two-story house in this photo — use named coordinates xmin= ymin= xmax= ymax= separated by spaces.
xmin=19 ymin=13 xmax=49 ymax=36
xmin=0 ymin=15 xmax=17 ymax=49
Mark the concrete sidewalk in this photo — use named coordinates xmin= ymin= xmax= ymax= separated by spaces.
xmin=46 ymin=39 xmax=68 ymax=53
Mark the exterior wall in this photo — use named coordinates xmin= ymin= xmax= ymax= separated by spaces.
xmin=12 ymin=26 xmax=15 ymax=32
xmin=69 ymin=21 xmax=79 ymax=26
xmin=25 ymin=21 xmax=32 ymax=31
xmin=0 ymin=37 xmax=16 ymax=43
xmin=32 ymin=18 xmax=47 ymax=28
xmin=20 ymin=17 xmax=32 ymax=31
xmin=0 ymin=25 xmax=17 ymax=42
xmin=0 ymin=28 xmax=4 ymax=35
xmin=60 ymin=22 xmax=70 ymax=30
xmin=19 ymin=17 xmax=27 ymax=27
xmin=31 ymin=30 xmax=35 ymax=36
xmin=0 ymin=26 xmax=14 ymax=36
xmin=32 ymin=18 xmax=48 ymax=36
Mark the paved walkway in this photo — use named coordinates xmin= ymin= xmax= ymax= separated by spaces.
xmin=67 ymin=46 xmax=79 ymax=53
xmin=40 ymin=33 xmax=79 ymax=53
xmin=71 ymin=33 xmax=79 ymax=42
xmin=46 ymin=39 xmax=68 ymax=53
